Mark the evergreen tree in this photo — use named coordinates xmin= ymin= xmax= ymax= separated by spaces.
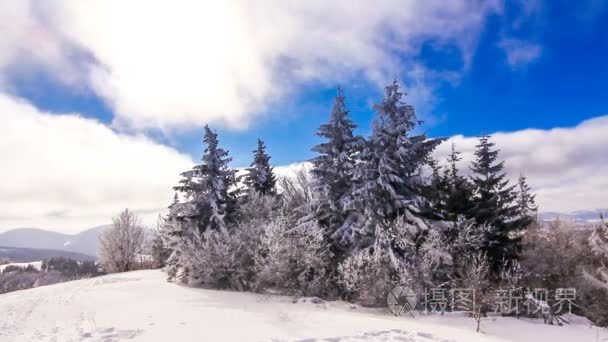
xmin=244 ymin=138 xmax=277 ymax=196
xmin=310 ymin=89 xmax=364 ymax=246
xmin=443 ymin=143 xmax=474 ymax=221
xmin=516 ymin=173 xmax=537 ymax=226
xmin=161 ymin=193 xmax=188 ymax=279
xmin=469 ymin=135 xmax=520 ymax=270
xmin=426 ymin=158 xmax=449 ymax=216
xmin=175 ymin=125 xmax=237 ymax=233
xmin=342 ymin=80 xmax=443 ymax=250
xmin=151 ymin=214 xmax=172 ymax=268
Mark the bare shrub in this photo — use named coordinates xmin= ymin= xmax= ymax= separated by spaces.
xmin=98 ymin=208 xmax=145 ymax=273
xmin=452 ymin=252 xmax=492 ymax=332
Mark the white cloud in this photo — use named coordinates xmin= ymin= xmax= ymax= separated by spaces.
xmin=1 ymin=0 xmax=499 ymax=131
xmin=2 ymin=89 xmax=604 ymax=233
xmin=270 ymin=116 xmax=608 ymax=213
xmin=498 ymin=38 xmax=542 ymax=69
xmin=0 ymin=93 xmax=193 ymax=233
xmin=274 ymin=161 xmax=312 ymax=180
xmin=434 ymin=116 xmax=608 ymax=212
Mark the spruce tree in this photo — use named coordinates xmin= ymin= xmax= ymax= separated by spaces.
xmin=361 ymin=80 xmax=442 ymax=220
xmin=244 ymin=138 xmax=277 ymax=196
xmin=345 ymin=80 xmax=443 ymax=250
xmin=443 ymin=143 xmax=474 ymax=221
xmin=161 ymin=193 xmax=187 ymax=279
xmin=175 ymin=125 xmax=236 ymax=233
xmin=516 ymin=173 xmax=537 ymax=226
xmin=426 ymin=158 xmax=449 ymax=216
xmin=311 ymin=89 xmax=363 ymax=245
xmin=469 ymin=135 xmax=520 ymax=270
xmin=151 ymin=214 xmax=172 ymax=268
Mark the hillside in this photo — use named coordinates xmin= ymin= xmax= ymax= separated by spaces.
xmin=0 ymin=226 xmax=109 ymax=257
xmin=0 ymin=246 xmax=95 ymax=263
xmin=539 ymin=209 xmax=607 ymax=224
xmin=0 ymin=270 xmax=605 ymax=342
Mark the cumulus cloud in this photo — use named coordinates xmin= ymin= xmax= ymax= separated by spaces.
xmin=2 ymin=89 xmax=604 ymax=233
xmin=498 ymin=38 xmax=542 ymax=69
xmin=434 ymin=116 xmax=608 ymax=212
xmin=0 ymin=93 xmax=193 ymax=233
xmin=1 ymin=0 xmax=499 ymax=131
xmin=0 ymin=1 xmax=88 ymax=89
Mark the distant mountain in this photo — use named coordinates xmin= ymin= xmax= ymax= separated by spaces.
xmin=0 ymin=246 xmax=96 ymax=263
xmin=0 ymin=225 xmax=110 ymax=257
xmin=539 ymin=209 xmax=607 ymax=223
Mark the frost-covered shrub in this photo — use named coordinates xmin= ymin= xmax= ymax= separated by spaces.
xmin=338 ymin=247 xmax=399 ymax=307
xmin=520 ymin=221 xmax=583 ymax=289
xmin=585 ymin=215 xmax=608 ymax=290
xmin=452 ymin=252 xmax=493 ymax=332
xmin=277 ymin=170 xmax=316 ymax=216
xmin=174 ymin=193 xmax=275 ymax=290
xmin=520 ymin=219 xmax=608 ymax=327
xmin=254 ymin=213 xmax=332 ymax=297
xmin=236 ymin=190 xmax=276 ymax=223
xmin=189 ymin=222 xmax=264 ymax=291
xmin=337 ymin=215 xmax=461 ymax=307
xmin=499 ymin=259 xmax=528 ymax=289
xmin=581 ymin=216 xmax=608 ymax=326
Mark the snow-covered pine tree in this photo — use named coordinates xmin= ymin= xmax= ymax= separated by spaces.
xmin=442 ymin=143 xmax=474 ymax=221
xmin=310 ymin=89 xmax=364 ymax=250
xmin=174 ymin=125 xmax=237 ymax=233
xmin=161 ymin=193 xmax=190 ymax=280
xmin=151 ymin=214 xmax=171 ymax=268
xmin=469 ymin=135 xmax=521 ymax=271
xmin=244 ymin=138 xmax=277 ymax=196
xmin=516 ymin=173 xmax=537 ymax=227
xmin=343 ymin=80 xmax=443 ymax=251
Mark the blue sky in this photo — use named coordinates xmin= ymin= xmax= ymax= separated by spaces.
xmin=8 ymin=0 xmax=608 ymax=167
xmin=1 ymin=0 xmax=607 ymax=232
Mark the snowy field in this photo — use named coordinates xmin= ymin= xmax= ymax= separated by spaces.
xmin=0 ymin=270 xmax=606 ymax=342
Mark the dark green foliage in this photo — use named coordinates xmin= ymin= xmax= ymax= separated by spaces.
xmin=469 ymin=135 xmax=522 ymax=271
xmin=516 ymin=173 xmax=538 ymax=227
xmin=244 ymin=138 xmax=277 ymax=196
xmin=442 ymin=143 xmax=475 ymax=221
xmin=426 ymin=158 xmax=449 ymax=216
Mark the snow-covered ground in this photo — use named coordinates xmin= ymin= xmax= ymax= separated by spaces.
xmin=0 ymin=270 xmax=606 ymax=342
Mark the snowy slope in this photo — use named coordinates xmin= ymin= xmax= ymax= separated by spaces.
xmin=0 ymin=270 xmax=605 ymax=342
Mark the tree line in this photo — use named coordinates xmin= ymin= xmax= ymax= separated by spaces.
xmin=156 ymin=81 xmax=534 ymax=288
xmin=148 ymin=80 xmax=607 ymax=326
